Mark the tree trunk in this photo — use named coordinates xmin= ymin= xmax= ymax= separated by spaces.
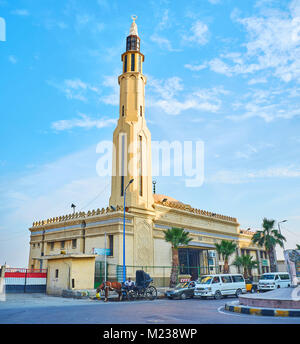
xmin=243 ymin=267 xmax=248 ymax=279
xmin=268 ymin=249 xmax=277 ymax=272
xmin=170 ymin=248 xmax=179 ymax=288
xmin=224 ymin=258 xmax=229 ymax=274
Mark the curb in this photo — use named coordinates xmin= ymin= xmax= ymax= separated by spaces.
xmin=225 ymin=301 xmax=300 ymax=317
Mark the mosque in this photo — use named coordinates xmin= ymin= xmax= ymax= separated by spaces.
xmin=28 ymin=17 xmax=269 ymax=284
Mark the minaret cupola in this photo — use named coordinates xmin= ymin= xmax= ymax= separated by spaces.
xmin=122 ymin=15 xmax=144 ymax=74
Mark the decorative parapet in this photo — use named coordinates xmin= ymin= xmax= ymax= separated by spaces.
xmin=239 ymin=229 xmax=255 ymax=236
xmin=155 ymin=200 xmax=237 ymax=223
xmin=32 ymin=205 xmax=124 ymax=227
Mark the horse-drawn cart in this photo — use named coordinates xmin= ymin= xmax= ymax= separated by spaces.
xmin=122 ymin=270 xmax=157 ymax=301
xmin=96 ymin=270 xmax=157 ymax=301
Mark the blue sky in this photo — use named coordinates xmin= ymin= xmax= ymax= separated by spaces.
xmin=0 ymin=0 xmax=300 ymax=267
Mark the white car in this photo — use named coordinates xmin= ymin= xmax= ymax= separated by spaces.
xmin=258 ymin=272 xmax=291 ymax=291
xmin=194 ymin=274 xmax=247 ymax=299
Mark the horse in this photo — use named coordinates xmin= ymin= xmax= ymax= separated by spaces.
xmin=96 ymin=281 xmax=123 ymax=302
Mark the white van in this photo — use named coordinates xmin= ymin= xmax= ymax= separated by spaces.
xmin=194 ymin=274 xmax=247 ymax=299
xmin=258 ymin=272 xmax=291 ymax=291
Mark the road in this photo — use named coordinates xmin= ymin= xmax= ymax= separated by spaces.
xmin=0 ymin=293 xmax=300 ymax=324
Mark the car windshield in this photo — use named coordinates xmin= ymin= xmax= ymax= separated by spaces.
xmin=175 ymin=282 xmax=188 ymax=289
xmin=198 ymin=276 xmax=212 ymax=284
xmin=261 ymin=274 xmax=275 ymax=280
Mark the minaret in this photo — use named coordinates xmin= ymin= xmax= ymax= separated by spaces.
xmin=109 ymin=16 xmax=154 ymax=211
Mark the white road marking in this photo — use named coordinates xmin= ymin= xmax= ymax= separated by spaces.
xmin=217 ymin=306 xmax=241 ymax=317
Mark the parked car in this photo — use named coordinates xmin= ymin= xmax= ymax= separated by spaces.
xmin=165 ymin=281 xmax=196 ymax=300
xmin=194 ymin=274 xmax=247 ymax=299
xmin=245 ymin=278 xmax=258 ymax=293
xmin=258 ymin=272 xmax=291 ymax=292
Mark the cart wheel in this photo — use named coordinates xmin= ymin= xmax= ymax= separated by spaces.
xmin=127 ymin=289 xmax=137 ymax=301
xmin=145 ymin=286 xmax=157 ymax=300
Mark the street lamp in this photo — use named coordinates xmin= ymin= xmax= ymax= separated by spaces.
xmin=278 ymin=220 xmax=288 ymax=249
xmin=123 ymin=178 xmax=134 ymax=282
xmin=71 ymin=203 xmax=76 ymax=214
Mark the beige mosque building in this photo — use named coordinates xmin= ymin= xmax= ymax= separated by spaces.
xmin=28 ymin=18 xmax=270 ymax=285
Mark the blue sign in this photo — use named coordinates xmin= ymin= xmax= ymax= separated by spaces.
xmin=93 ymin=248 xmax=111 ymax=255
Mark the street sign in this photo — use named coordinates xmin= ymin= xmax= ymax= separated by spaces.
xmin=261 ymin=259 xmax=269 ymax=266
xmin=93 ymin=248 xmax=111 ymax=256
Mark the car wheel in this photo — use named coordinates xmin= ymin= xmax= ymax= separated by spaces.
xmin=214 ymin=290 xmax=222 ymax=300
xmin=277 ymin=285 xmax=280 ymax=289
xmin=167 ymin=296 xmax=173 ymax=300
xmin=235 ymin=289 xmax=242 ymax=297
xmin=180 ymin=293 xmax=187 ymax=300
xmin=200 ymin=296 xmax=206 ymax=300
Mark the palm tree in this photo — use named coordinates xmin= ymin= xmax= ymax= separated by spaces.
xmin=215 ymin=240 xmax=237 ymax=273
xmin=233 ymin=254 xmax=258 ymax=279
xmin=164 ymin=227 xmax=192 ymax=287
xmin=251 ymin=218 xmax=286 ymax=272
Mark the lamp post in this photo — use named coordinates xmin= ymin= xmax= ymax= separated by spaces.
xmin=123 ymin=178 xmax=134 ymax=282
xmin=278 ymin=220 xmax=287 ymax=250
xmin=274 ymin=220 xmax=287 ymax=272
xmin=71 ymin=203 xmax=76 ymax=214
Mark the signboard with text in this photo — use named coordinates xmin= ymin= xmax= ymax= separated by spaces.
xmin=93 ymin=248 xmax=111 ymax=256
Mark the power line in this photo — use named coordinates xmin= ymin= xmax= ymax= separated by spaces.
xmin=283 ymin=228 xmax=300 ymax=240
xmin=78 ymin=178 xmax=111 ymax=212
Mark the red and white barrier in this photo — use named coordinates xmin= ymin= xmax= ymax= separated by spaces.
xmin=4 ymin=268 xmax=47 ymax=293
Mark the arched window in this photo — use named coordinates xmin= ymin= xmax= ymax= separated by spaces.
xmin=139 ymin=55 xmax=142 ymax=72
xmin=139 ymin=135 xmax=143 ymax=197
xmin=122 ymin=105 xmax=125 ymax=117
xmin=120 ymin=134 xmax=126 ymax=196
xmin=124 ymin=55 xmax=127 ymax=73
xmin=131 ymin=54 xmax=135 ymax=71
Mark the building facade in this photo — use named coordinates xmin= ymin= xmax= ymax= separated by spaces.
xmin=28 ymin=18 xmax=269 ymax=283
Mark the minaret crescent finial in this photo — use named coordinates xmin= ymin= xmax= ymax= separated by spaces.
xmin=129 ymin=15 xmax=138 ymax=36
xmin=131 ymin=15 xmax=137 ymax=22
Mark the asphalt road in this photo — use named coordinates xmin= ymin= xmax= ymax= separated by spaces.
xmin=0 ymin=293 xmax=300 ymax=324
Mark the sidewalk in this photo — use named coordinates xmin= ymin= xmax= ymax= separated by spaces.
xmin=62 ymin=287 xmax=169 ymax=300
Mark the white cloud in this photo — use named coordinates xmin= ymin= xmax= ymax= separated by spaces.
xmin=248 ymin=77 xmax=268 ymax=85
xmin=183 ymin=21 xmax=209 ymax=46
xmin=97 ymin=0 xmax=109 ymax=9
xmin=209 ymin=165 xmax=300 ymax=184
xmin=157 ymin=9 xmax=171 ymax=30
xmin=8 ymin=55 xmax=17 ymax=64
xmin=11 ymin=9 xmax=29 ymax=16
xmin=47 ymin=78 xmax=100 ymax=102
xmin=184 ymin=63 xmax=207 ymax=71
xmin=100 ymin=75 xmax=119 ymax=106
xmin=234 ymin=143 xmax=274 ymax=160
xmin=150 ymin=34 xmax=180 ymax=52
xmin=51 ymin=113 xmax=116 ymax=131
xmin=148 ymin=76 xmax=227 ymax=115
xmin=207 ymin=1 xmax=300 ymax=82
xmin=44 ymin=19 xmax=68 ymax=30
xmin=227 ymin=86 xmax=300 ymax=122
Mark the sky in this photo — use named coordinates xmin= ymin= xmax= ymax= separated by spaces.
xmin=0 ymin=0 xmax=300 ymax=267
